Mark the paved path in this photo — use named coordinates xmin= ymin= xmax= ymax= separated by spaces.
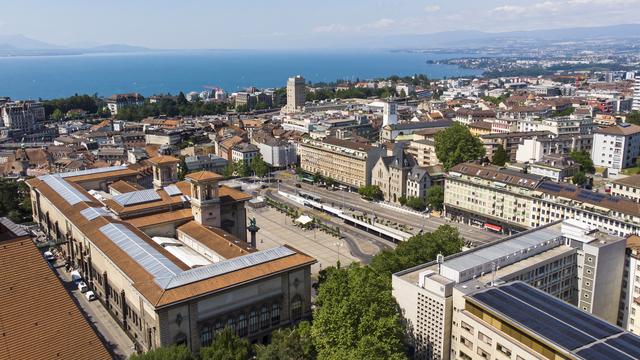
xmin=54 ymin=263 xmax=136 ymax=359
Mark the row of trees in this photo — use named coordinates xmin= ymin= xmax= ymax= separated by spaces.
xmin=116 ymin=96 xmax=227 ymax=122
xmin=305 ymin=87 xmax=397 ymax=102
xmin=357 ymin=184 xmax=444 ymax=212
xmin=222 ymin=154 xmax=270 ymax=179
xmin=43 ymin=94 xmax=103 ymax=118
xmin=132 ymin=225 xmax=465 ymax=360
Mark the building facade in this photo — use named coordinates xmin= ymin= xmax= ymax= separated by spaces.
xmin=285 ymin=75 xmax=305 ymax=113
xmin=591 ymin=123 xmax=640 ymax=176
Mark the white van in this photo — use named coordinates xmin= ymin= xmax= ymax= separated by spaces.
xmin=77 ymin=281 xmax=89 ymax=293
xmin=43 ymin=251 xmax=55 ymax=261
xmin=70 ymin=270 xmax=83 ymax=284
xmin=85 ymin=291 xmax=96 ymax=301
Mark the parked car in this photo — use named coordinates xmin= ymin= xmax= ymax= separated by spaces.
xmin=43 ymin=251 xmax=55 ymax=261
xmin=70 ymin=270 xmax=83 ymax=284
xmin=77 ymin=281 xmax=89 ymax=293
xmin=85 ymin=291 xmax=96 ymax=301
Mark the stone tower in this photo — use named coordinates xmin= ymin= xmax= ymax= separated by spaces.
xmin=148 ymin=155 xmax=179 ymax=190
xmin=185 ymin=171 xmax=223 ymax=228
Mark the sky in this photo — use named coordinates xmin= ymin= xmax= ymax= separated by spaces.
xmin=0 ymin=0 xmax=639 ymax=49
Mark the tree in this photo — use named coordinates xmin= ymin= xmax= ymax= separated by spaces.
xmin=491 ymin=144 xmax=509 ymax=166
xmin=398 ymin=196 xmax=407 ymax=206
xmin=358 ymin=185 xmax=383 ymax=201
xmin=311 ymin=264 xmax=407 ymax=360
xmin=324 ymin=177 xmax=336 ymax=188
xmin=234 ymin=160 xmax=251 ymax=178
xmin=627 ymin=111 xmax=640 ymax=125
xmin=427 ymin=186 xmax=444 ymax=212
xmin=369 ymin=225 xmax=464 ymax=276
xmin=177 ymin=91 xmax=188 ymax=105
xmin=223 ymin=162 xmax=235 ymax=179
xmin=177 ymin=156 xmax=188 ymax=181
xmin=200 ymin=328 xmax=250 ymax=360
xmin=405 ymin=196 xmax=426 ymax=211
xmin=130 ymin=345 xmax=194 ymax=360
xmin=251 ymin=154 xmax=270 ymax=178
xmin=569 ymin=150 xmax=595 ymax=173
xmin=255 ymin=322 xmax=316 ymax=360
xmin=312 ymin=172 xmax=323 ymax=184
xmin=51 ymin=108 xmax=64 ymax=121
xmin=434 ymin=123 xmax=486 ymax=170
xmin=573 ymin=171 xmax=588 ymax=187
xmin=0 ymin=179 xmax=31 ymax=223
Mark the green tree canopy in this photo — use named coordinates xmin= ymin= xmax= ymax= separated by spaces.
xmin=223 ymin=162 xmax=235 ymax=179
xmin=405 ymin=196 xmax=426 ymax=211
xmin=572 ymin=171 xmax=588 ymax=187
xmin=200 ymin=327 xmax=250 ymax=360
xmin=0 ymin=180 xmax=32 ymax=223
xmin=358 ymin=185 xmax=383 ymax=201
xmin=627 ymin=111 xmax=640 ymax=125
xmin=434 ymin=123 xmax=486 ymax=170
xmin=251 ymin=154 xmax=270 ymax=178
xmin=491 ymin=144 xmax=509 ymax=166
xmin=569 ymin=150 xmax=595 ymax=173
xmin=51 ymin=108 xmax=64 ymax=121
xmin=311 ymin=264 xmax=407 ymax=360
xmin=427 ymin=186 xmax=444 ymax=212
xmin=369 ymin=225 xmax=464 ymax=276
xmin=130 ymin=345 xmax=194 ymax=360
xmin=255 ymin=322 xmax=316 ymax=360
xmin=234 ymin=160 xmax=251 ymax=178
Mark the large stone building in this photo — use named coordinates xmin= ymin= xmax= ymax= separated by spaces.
xmin=445 ymin=162 xmax=640 ymax=236
xmin=298 ymin=136 xmax=383 ymax=189
xmin=27 ymin=158 xmax=316 ymax=353
xmin=372 ymin=146 xmax=415 ymax=204
xmin=393 ymin=220 xmax=631 ymax=360
xmin=107 ymin=93 xmax=144 ymax=115
xmin=0 ymin=99 xmax=45 ymax=133
xmin=0 ymin=217 xmax=112 ymax=360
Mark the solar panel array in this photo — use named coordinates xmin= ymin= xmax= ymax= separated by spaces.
xmin=80 ymin=207 xmax=112 ymax=221
xmin=100 ymin=223 xmax=182 ymax=283
xmin=112 ymin=189 xmax=161 ymax=206
xmin=470 ymin=282 xmax=633 ymax=358
xmin=39 ymin=175 xmax=91 ymax=205
xmin=163 ymin=185 xmax=182 ymax=196
xmin=58 ymin=165 xmax=129 ymax=178
xmin=161 ymin=246 xmax=295 ymax=289
xmin=577 ymin=190 xmax=606 ymax=203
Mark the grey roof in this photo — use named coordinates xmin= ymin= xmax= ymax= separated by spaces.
xmin=58 ymin=165 xmax=128 ymax=178
xmin=387 ymin=119 xmax=452 ymax=131
xmin=80 ymin=207 xmax=113 ymax=221
xmin=163 ymin=185 xmax=182 ymax=196
xmin=441 ymin=224 xmax=563 ymax=282
xmin=0 ymin=217 xmax=28 ymax=237
xmin=161 ymin=246 xmax=295 ymax=289
xmin=112 ymin=189 xmax=161 ymax=206
xmin=100 ymin=223 xmax=182 ymax=285
xmin=38 ymin=175 xmax=90 ymax=205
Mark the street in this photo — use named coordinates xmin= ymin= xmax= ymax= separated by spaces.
xmin=272 ymin=172 xmax=502 ymax=246
xmin=53 ymin=261 xmax=136 ymax=360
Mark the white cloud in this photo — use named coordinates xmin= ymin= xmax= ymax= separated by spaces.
xmin=568 ymin=0 xmax=640 ymax=4
xmin=313 ymin=24 xmax=351 ymax=33
xmin=424 ymin=4 xmax=441 ymax=13
xmin=491 ymin=1 xmax=560 ymax=16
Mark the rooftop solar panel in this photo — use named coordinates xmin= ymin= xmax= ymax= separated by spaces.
xmin=604 ymin=334 xmax=640 ymax=359
xmin=112 ymin=189 xmax=161 ymax=206
xmin=576 ymin=343 xmax=635 ymax=360
xmin=39 ymin=175 xmax=91 ymax=205
xmin=472 ymin=288 xmax=595 ymax=350
xmin=538 ymin=182 xmax=563 ymax=192
xmin=163 ymin=185 xmax=182 ymax=196
xmin=80 ymin=207 xmax=112 ymax=221
xmin=502 ymin=282 xmax=621 ymax=339
xmin=162 ymin=246 xmax=295 ymax=289
xmin=100 ymin=223 xmax=181 ymax=283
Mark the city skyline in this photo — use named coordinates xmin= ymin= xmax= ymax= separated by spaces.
xmin=1 ymin=0 xmax=639 ymax=49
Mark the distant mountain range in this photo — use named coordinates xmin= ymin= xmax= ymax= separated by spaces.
xmin=0 ymin=23 xmax=639 ymax=54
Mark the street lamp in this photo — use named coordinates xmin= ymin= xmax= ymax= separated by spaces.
xmin=333 ymin=239 xmax=344 ymax=266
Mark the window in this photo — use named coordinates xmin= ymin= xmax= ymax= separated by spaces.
xmin=478 ymin=331 xmax=492 ymax=345
xmin=200 ymin=326 xmax=212 ymax=347
xmin=237 ymin=314 xmax=247 ymax=337
xmin=260 ymin=306 xmax=270 ymax=330
xmin=271 ymin=303 xmax=281 ymax=325
xmin=477 ymin=347 xmax=490 ymax=360
xmin=497 ymin=343 xmax=512 ymax=357
xmin=226 ymin=318 xmax=235 ymax=332
xmin=249 ymin=310 xmax=258 ymax=334
xmin=461 ymin=321 xmax=474 ymax=334
xmin=291 ymin=295 xmax=303 ymax=320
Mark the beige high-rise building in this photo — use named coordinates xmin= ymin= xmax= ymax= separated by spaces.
xmin=285 ymin=75 xmax=305 ymax=113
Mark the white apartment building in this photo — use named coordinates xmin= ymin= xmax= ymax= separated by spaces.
xmin=633 ymin=74 xmax=640 ymax=111
xmin=1 ymin=100 xmax=46 ymax=132
xmin=610 ymin=174 xmax=640 ymax=202
xmin=393 ymin=220 xmax=629 ymax=360
xmin=621 ymin=236 xmax=640 ymax=334
xmin=591 ymin=123 xmax=640 ymax=176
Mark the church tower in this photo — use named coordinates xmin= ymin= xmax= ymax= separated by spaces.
xmin=185 ymin=171 xmax=223 ymax=228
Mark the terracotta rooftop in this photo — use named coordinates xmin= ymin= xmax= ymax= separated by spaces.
xmin=125 ymin=208 xmax=194 ymax=229
xmin=185 ymin=171 xmax=223 ymax=182
xmin=0 ymin=221 xmax=112 ymax=360
xmin=612 ymin=174 xmax=640 ymax=188
xmin=148 ymin=155 xmax=180 ymax=165
xmin=63 ymin=167 xmax=139 ymax=184
xmin=596 ymin=124 xmax=640 ymax=136
xmin=627 ymin=235 xmax=640 ymax=252
xmin=449 ymin=163 xmax=544 ymax=190
xmin=178 ymin=220 xmax=256 ymax=259
xmin=109 ymin=180 xmax=144 ymax=194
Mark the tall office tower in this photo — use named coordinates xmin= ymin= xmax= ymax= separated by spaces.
xmin=285 ymin=75 xmax=305 ymax=113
